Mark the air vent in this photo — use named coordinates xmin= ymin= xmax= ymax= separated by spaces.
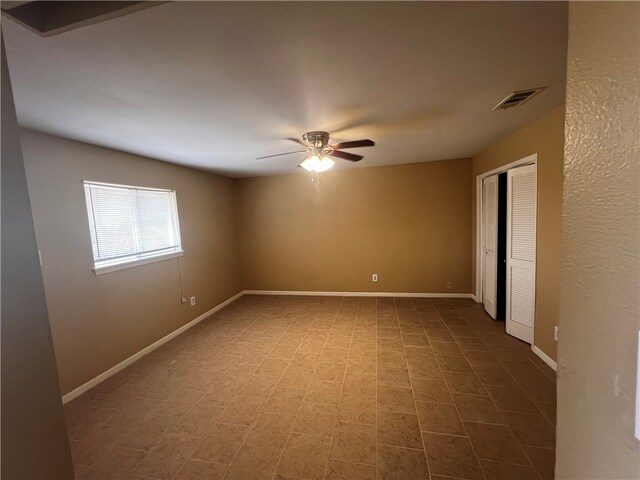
xmin=492 ymin=88 xmax=546 ymax=111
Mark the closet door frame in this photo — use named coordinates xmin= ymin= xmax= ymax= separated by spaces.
xmin=475 ymin=154 xmax=537 ymax=337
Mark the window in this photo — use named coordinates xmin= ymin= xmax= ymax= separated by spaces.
xmin=83 ymin=181 xmax=183 ymax=274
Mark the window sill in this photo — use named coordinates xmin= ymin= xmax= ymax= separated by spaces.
xmin=93 ymin=250 xmax=184 ymax=275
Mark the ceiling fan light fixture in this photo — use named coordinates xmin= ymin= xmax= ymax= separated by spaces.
xmin=300 ymin=154 xmax=335 ymax=173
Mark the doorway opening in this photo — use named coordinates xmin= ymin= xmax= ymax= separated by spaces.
xmin=496 ymin=172 xmax=507 ymax=321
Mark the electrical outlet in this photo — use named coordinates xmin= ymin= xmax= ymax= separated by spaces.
xmin=190 ymin=296 xmax=196 ymax=307
xmin=554 ymin=325 xmax=559 ymax=342
xmin=447 ymin=281 xmax=452 ymax=289
xmin=372 ymin=274 xmax=378 ymax=282
xmin=181 ymin=296 xmax=187 ymax=304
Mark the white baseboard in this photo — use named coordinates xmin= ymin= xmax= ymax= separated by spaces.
xmin=243 ymin=290 xmax=475 ymax=299
xmin=470 ymin=294 xmax=480 ymax=303
xmin=532 ymin=345 xmax=557 ymax=371
xmin=61 ymin=290 xmax=245 ymax=404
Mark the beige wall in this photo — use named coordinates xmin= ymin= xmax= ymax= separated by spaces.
xmin=556 ymin=2 xmax=640 ymax=478
xmin=1 ymin=42 xmax=74 ymax=479
xmin=472 ymin=106 xmax=565 ymax=362
xmin=237 ymin=159 xmax=472 ymax=294
xmin=20 ymin=129 xmax=243 ymax=395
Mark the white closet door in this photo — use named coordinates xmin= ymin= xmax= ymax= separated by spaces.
xmin=506 ymin=164 xmax=537 ymax=343
xmin=482 ymin=175 xmax=498 ymax=319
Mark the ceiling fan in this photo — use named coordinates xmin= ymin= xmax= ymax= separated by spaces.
xmin=257 ymin=131 xmax=375 ymax=172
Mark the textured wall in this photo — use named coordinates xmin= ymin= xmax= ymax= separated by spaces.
xmin=20 ymin=130 xmax=243 ymax=395
xmin=1 ymin=41 xmax=74 ymax=479
xmin=238 ymin=159 xmax=472 ymax=294
xmin=556 ymin=2 xmax=640 ymax=478
xmin=472 ymin=106 xmax=565 ymax=361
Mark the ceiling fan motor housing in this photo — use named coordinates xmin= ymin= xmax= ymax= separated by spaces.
xmin=303 ymin=131 xmax=330 ymax=148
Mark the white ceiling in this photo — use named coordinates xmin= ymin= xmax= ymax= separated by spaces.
xmin=3 ymin=1 xmax=568 ymax=178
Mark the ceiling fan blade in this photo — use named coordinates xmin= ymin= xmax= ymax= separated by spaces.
xmin=330 ymin=150 xmax=363 ymax=162
xmin=287 ymin=137 xmax=308 ymax=147
xmin=256 ymin=149 xmax=307 ymax=160
xmin=330 ymin=139 xmax=375 ymax=150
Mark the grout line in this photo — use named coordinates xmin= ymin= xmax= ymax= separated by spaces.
xmin=451 ymin=303 xmax=548 ymax=478
xmin=323 ymin=298 xmax=365 ymax=477
xmin=429 ymin=301 xmax=489 ymax=480
xmin=271 ymin=296 xmax=344 ymax=480
xmin=401 ymin=298 xmax=436 ymax=480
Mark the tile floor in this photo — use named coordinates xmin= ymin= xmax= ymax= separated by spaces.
xmin=65 ymin=295 xmax=556 ymax=480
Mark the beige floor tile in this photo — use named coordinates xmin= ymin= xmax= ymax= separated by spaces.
xmin=349 ymin=343 xmax=377 ymax=358
xmin=174 ymin=459 xmax=227 ymax=480
xmin=377 ymin=350 xmax=407 ymax=368
xmin=474 ymin=366 xmax=518 ymax=387
xmin=277 ymin=433 xmax=331 ymax=480
xmin=117 ymin=414 xmax=177 ymax=451
xmin=84 ymin=446 xmax=146 ymax=480
xmin=443 ymin=371 xmax=487 ymax=396
xmin=536 ymin=401 xmax=557 ymax=424
xmin=170 ymin=402 xmax=225 ymax=437
xmin=290 ymin=352 xmax=321 ymax=370
xmin=346 ymin=356 xmax=376 ymax=375
xmin=426 ymin=330 xmax=455 ymax=342
xmin=411 ymin=378 xmax=453 ymax=403
xmin=320 ymin=347 xmax=350 ymax=364
xmin=254 ymin=357 xmax=290 ymax=377
xmin=430 ymin=341 xmax=463 ymax=356
xmin=436 ymin=354 xmax=474 ymax=373
xmin=263 ymin=388 xmax=305 ymax=415
xmin=133 ymin=434 xmax=200 ymax=480
xmin=342 ymin=373 xmax=376 ymax=397
xmin=377 ymin=411 xmax=423 ymax=449
xmin=464 ymin=421 xmax=530 ymax=465
xmin=304 ymin=378 xmax=343 ymax=405
xmin=330 ymin=421 xmax=377 ymax=464
xmin=377 ymin=366 xmax=411 ymax=389
xmin=66 ymin=297 xmax=557 ymax=480
xmin=480 ymin=460 xmax=540 ymax=480
xmin=245 ymin=412 xmax=296 ymax=449
xmin=403 ymin=346 xmax=434 ymax=363
xmin=377 ymin=386 xmax=416 ymax=414
xmin=378 ymin=337 xmax=404 ymax=351
xmin=238 ymin=374 xmax=279 ymax=397
xmin=352 ymin=331 xmax=376 ymax=345
xmin=326 ymin=335 xmax=353 ymax=349
xmin=225 ymin=445 xmax=282 ymax=480
xmin=524 ymin=446 xmax=555 ymax=480
xmin=221 ymin=395 xmax=267 ymax=426
xmin=402 ymin=334 xmax=430 ymax=347
xmin=191 ymin=423 xmax=249 ymax=464
xmin=338 ymin=393 xmax=377 ymax=425
xmin=314 ymin=362 xmax=347 ymax=382
xmin=294 ymin=402 xmax=338 ymax=437
xmin=415 ymin=401 xmax=466 ymax=436
xmin=278 ymin=367 xmax=314 ymax=390
xmin=325 ymin=459 xmax=376 ymax=480
xmin=407 ymin=360 xmax=444 ymax=380
xmin=502 ymin=412 xmax=556 ymax=448
xmin=377 ymin=444 xmax=430 ymax=480
xmin=465 ymin=350 xmax=500 ymax=367
xmin=452 ymin=393 xmax=505 ymax=424
xmin=485 ymin=385 xmax=540 ymax=414
xmin=422 ymin=432 xmax=483 ymax=480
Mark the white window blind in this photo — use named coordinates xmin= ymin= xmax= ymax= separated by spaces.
xmin=83 ymin=181 xmax=183 ymax=273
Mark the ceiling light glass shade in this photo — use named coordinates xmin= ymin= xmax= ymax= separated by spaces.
xmin=300 ymin=155 xmax=335 ymax=173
